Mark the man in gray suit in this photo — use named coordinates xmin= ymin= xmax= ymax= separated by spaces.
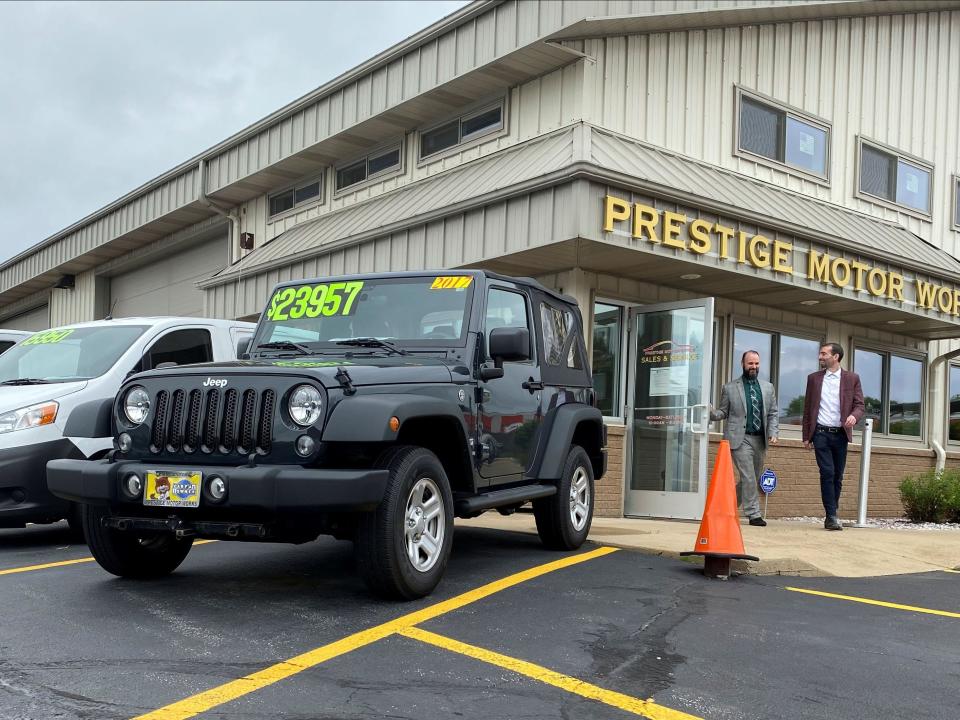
xmin=710 ymin=350 xmax=779 ymax=526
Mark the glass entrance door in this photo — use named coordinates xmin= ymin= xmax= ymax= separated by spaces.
xmin=624 ymin=298 xmax=714 ymax=519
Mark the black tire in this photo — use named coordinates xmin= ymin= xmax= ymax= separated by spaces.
xmin=356 ymin=446 xmax=454 ymax=600
xmin=83 ymin=504 xmax=193 ymax=578
xmin=533 ymin=445 xmax=595 ymax=550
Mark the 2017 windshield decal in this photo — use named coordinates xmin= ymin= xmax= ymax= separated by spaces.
xmin=270 ymin=360 xmax=354 ymax=368
xmin=430 ymin=276 xmax=472 ymax=289
xmin=266 ymin=281 xmax=364 ymax=322
xmin=22 ymin=329 xmax=74 ymax=346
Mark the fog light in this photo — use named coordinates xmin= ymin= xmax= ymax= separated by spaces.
xmin=117 ymin=433 xmax=133 ymax=453
xmin=296 ymin=435 xmax=315 ymax=457
xmin=122 ymin=473 xmax=143 ymax=499
xmin=206 ymin=475 xmax=227 ymax=503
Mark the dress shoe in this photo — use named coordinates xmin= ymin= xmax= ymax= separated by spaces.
xmin=749 ymin=516 xmax=767 ymax=527
xmin=824 ymin=516 xmax=843 ymax=531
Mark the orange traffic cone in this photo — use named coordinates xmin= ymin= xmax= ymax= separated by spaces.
xmin=680 ymin=440 xmax=759 ymax=578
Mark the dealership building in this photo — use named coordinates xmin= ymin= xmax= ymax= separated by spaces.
xmin=3 ymin=0 xmax=960 ymax=521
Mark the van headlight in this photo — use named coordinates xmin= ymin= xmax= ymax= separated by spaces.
xmin=288 ymin=385 xmax=323 ymax=426
xmin=123 ymin=386 xmax=151 ymax=425
xmin=0 ymin=401 xmax=59 ymax=434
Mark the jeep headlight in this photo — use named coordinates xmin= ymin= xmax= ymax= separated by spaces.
xmin=123 ymin=386 xmax=151 ymax=425
xmin=288 ymin=385 xmax=323 ymax=426
xmin=0 ymin=401 xmax=59 ymax=434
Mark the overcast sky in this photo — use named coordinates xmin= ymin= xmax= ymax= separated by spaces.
xmin=0 ymin=0 xmax=468 ymax=265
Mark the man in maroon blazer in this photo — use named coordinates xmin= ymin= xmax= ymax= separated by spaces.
xmin=802 ymin=342 xmax=865 ymax=531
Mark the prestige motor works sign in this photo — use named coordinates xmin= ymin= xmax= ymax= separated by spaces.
xmin=602 ymin=195 xmax=960 ymax=318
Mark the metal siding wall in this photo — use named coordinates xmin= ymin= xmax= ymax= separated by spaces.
xmin=213 ymin=183 xmax=577 ymax=318
xmin=0 ymin=165 xmax=200 ymax=295
xmin=587 ymin=10 xmax=960 ymax=254
xmin=49 ymin=270 xmax=101 ymax=327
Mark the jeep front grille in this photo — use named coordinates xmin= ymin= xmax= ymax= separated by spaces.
xmin=149 ymin=387 xmax=275 ymax=456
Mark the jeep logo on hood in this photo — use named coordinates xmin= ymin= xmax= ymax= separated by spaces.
xmin=202 ymin=377 xmax=228 ymax=388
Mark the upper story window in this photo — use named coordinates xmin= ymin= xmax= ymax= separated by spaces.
xmin=857 ymin=138 xmax=932 ymax=216
xmin=269 ymin=177 xmax=323 ymax=217
xmin=953 ymin=175 xmax=960 ymax=230
xmin=736 ymin=88 xmax=829 ymax=180
xmin=335 ymin=143 xmax=402 ymax=193
xmin=419 ymin=101 xmax=504 ymax=160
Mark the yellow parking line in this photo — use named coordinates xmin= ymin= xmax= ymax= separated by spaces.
xmin=400 ymin=626 xmax=700 ymax=720
xmin=0 ymin=557 xmax=96 ymax=575
xmin=0 ymin=539 xmax=217 ymax=577
xmin=943 ymin=569 xmax=960 ymax=574
xmin=134 ymin=546 xmax=618 ymax=720
xmin=786 ymin=587 xmax=960 ymax=618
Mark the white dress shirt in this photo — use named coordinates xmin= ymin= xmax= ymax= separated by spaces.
xmin=817 ymin=368 xmax=842 ymax=427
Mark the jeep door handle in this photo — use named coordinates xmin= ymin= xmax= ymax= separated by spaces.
xmin=522 ymin=377 xmax=544 ymax=393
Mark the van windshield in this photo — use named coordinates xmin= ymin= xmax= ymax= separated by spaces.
xmin=253 ymin=275 xmax=475 ymax=351
xmin=0 ymin=326 xmax=148 ymax=383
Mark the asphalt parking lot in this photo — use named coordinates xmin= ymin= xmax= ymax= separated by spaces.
xmin=1 ymin=521 xmax=957 ymax=720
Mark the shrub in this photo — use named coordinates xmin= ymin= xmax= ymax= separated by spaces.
xmin=898 ymin=470 xmax=956 ymax=523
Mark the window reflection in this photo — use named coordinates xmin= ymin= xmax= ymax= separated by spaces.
xmin=855 ymin=349 xmax=885 ymax=434
xmin=950 ymin=365 xmax=960 ymax=442
xmin=732 ymin=327 xmax=771 ymax=383
xmin=778 ymin=336 xmax=819 ymax=424
xmin=592 ymin=303 xmax=622 ymax=417
xmin=889 ymin=356 xmax=922 ymax=436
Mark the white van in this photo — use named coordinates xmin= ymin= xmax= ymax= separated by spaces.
xmin=0 ymin=317 xmax=254 ymax=532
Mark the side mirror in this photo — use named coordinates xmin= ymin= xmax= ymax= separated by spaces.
xmin=489 ymin=327 xmax=530 ymax=367
xmin=237 ymin=337 xmax=252 ymax=359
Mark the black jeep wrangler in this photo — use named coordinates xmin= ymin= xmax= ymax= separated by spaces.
xmin=48 ymin=271 xmax=605 ymax=598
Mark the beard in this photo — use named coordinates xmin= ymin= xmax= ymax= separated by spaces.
xmin=743 ymin=368 xmax=758 ymax=379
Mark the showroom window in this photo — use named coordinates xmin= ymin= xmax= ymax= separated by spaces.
xmin=857 ymin=138 xmax=932 ymax=216
xmin=854 ymin=347 xmax=924 ymax=437
xmin=736 ymin=88 xmax=830 ymax=179
xmin=335 ymin=144 xmax=402 ymax=192
xmin=269 ymin=177 xmax=323 ymax=217
xmin=949 ymin=364 xmax=960 ymax=442
xmin=419 ymin=101 xmax=504 ymax=160
xmin=731 ymin=326 xmax=821 ymax=424
xmin=592 ymin=302 xmax=624 ymax=418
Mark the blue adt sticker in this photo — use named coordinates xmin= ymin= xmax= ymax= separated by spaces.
xmin=759 ymin=469 xmax=777 ymax=494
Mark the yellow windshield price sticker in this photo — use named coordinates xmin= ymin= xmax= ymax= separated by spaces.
xmin=266 ymin=281 xmax=364 ymax=322
xmin=22 ymin=329 xmax=74 ymax=346
xmin=430 ymin=276 xmax=472 ymax=290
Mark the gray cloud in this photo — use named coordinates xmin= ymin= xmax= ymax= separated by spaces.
xmin=0 ymin=0 xmax=468 ymax=263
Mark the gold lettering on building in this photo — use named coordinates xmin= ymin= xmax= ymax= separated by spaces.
xmin=602 ymin=194 xmax=958 ymax=319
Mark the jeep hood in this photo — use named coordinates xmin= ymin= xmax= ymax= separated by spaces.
xmin=130 ymin=356 xmax=467 ymax=388
xmin=0 ymin=381 xmax=89 ymax=413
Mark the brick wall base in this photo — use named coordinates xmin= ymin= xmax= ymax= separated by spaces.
xmin=595 ymin=425 xmax=960 ymax=520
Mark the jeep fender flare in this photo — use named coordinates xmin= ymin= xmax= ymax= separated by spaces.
xmin=321 ymin=394 xmax=470 ymax=443
xmin=531 ymin=404 xmax=604 ymax=481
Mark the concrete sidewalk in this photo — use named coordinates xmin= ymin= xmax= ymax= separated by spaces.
xmin=458 ymin=513 xmax=960 ymax=577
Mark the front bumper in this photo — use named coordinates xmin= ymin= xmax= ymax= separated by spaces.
xmin=47 ymin=458 xmax=389 ymax=513
xmin=0 ymin=438 xmax=83 ymax=527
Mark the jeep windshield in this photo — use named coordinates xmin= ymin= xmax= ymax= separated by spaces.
xmin=0 ymin=325 xmax=148 ymax=384
xmin=252 ymin=275 xmax=475 ymax=353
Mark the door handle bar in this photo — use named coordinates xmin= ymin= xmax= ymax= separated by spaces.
xmin=690 ymin=403 xmax=709 ymax=434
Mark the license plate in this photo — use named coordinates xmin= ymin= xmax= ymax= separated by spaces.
xmin=143 ymin=470 xmax=201 ymax=508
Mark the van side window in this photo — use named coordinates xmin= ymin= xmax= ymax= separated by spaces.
xmin=145 ymin=329 xmax=213 ymax=369
xmin=0 ymin=341 xmax=14 ymax=355
xmin=485 ymin=288 xmax=530 ymax=358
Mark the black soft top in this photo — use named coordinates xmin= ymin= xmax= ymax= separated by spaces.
xmin=273 ymin=270 xmax=578 ymax=309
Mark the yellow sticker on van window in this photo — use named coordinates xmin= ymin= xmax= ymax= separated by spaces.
xmin=430 ymin=276 xmax=473 ymax=290
xmin=266 ymin=281 xmax=364 ymax=322
xmin=21 ymin=329 xmax=74 ymax=346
